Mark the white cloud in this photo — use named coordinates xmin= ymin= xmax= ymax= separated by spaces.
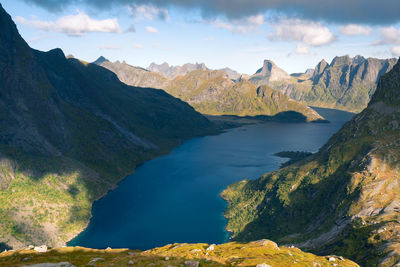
xmin=132 ymin=43 xmax=143 ymax=49
xmin=391 ymin=46 xmax=400 ymax=57
xmin=15 ymin=12 xmax=120 ymax=36
xmin=339 ymin=24 xmax=371 ymax=36
xmin=269 ymin=19 xmax=335 ymax=46
xmin=99 ymin=45 xmax=120 ymax=50
xmin=146 ymin=26 xmax=158 ymax=33
xmin=128 ymin=4 xmax=169 ymax=21
xmin=295 ymin=43 xmax=310 ymax=55
xmin=204 ymin=37 xmax=214 ymax=42
xmin=209 ymin=14 xmax=265 ymax=34
xmin=376 ymin=26 xmax=400 ymax=45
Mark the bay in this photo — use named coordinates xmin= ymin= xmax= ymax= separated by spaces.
xmin=68 ymin=107 xmax=354 ymax=249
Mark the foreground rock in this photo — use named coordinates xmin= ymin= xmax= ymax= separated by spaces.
xmin=0 ymin=241 xmax=358 ymax=267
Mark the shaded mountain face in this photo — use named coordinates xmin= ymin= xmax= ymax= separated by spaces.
xmin=254 ymin=55 xmax=398 ymax=113
xmin=164 ymin=69 xmax=324 ymax=122
xmin=94 ymin=58 xmax=169 ymax=89
xmin=0 ymin=4 xmax=215 ymax=249
xmin=223 ymin=59 xmax=400 ymax=266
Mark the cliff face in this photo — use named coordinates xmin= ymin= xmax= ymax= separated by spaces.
xmin=0 ymin=4 xmax=216 ymax=249
xmin=223 ymin=59 xmax=400 ymax=266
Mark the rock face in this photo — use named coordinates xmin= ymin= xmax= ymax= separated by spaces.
xmin=164 ymin=69 xmax=324 ymax=122
xmin=95 ymin=58 xmax=169 ymax=89
xmin=223 ymin=59 xmax=400 ymax=266
xmin=148 ymin=62 xmax=208 ymax=79
xmin=0 ymin=3 xmax=215 ymax=249
xmin=0 ymin=242 xmax=359 ymax=267
xmin=249 ymin=60 xmax=291 ymax=86
xmin=253 ymin=56 xmax=398 ymax=112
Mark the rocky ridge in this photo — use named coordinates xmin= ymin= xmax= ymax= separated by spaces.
xmin=0 ymin=240 xmax=358 ymax=266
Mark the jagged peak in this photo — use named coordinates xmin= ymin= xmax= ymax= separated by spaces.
xmin=93 ymin=56 xmax=109 ymax=65
xmin=330 ymin=55 xmax=352 ymax=66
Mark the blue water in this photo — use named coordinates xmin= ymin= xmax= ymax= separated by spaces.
xmin=68 ymin=107 xmax=354 ymax=250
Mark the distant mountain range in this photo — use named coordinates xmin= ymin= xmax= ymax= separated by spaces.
xmin=248 ymin=55 xmax=397 ymax=112
xmin=0 ymin=3 xmax=216 ymax=249
xmin=223 ymin=58 xmax=400 ymax=266
xmin=96 ymin=58 xmax=325 ymax=122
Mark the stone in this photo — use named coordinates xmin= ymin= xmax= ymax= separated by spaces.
xmin=22 ymin=263 xmax=76 ymax=267
xmin=206 ymin=244 xmax=215 ymax=251
xmin=165 ymin=257 xmax=169 ymax=261
xmin=256 ymin=263 xmax=272 ymax=267
xmin=33 ymin=245 xmax=48 ymax=253
xmin=128 ymin=260 xmax=134 ymax=265
xmin=328 ymin=257 xmax=336 ymax=262
xmin=184 ymin=260 xmax=199 ymax=267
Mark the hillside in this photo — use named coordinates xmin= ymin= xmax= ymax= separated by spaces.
xmin=94 ymin=58 xmax=169 ymax=89
xmin=0 ymin=240 xmax=359 ymax=266
xmin=222 ymin=58 xmax=400 ymax=266
xmin=0 ymin=4 xmax=216 ymax=250
xmin=252 ymin=56 xmax=398 ymax=112
xmin=164 ymin=69 xmax=325 ymax=122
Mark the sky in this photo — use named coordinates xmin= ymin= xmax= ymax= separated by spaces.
xmin=2 ymin=0 xmax=400 ymax=74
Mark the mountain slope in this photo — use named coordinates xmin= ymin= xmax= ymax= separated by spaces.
xmin=223 ymin=59 xmax=400 ymax=266
xmin=164 ymin=69 xmax=324 ymax=122
xmin=94 ymin=57 xmax=169 ymax=89
xmin=0 ymin=4 xmax=215 ymax=249
xmin=249 ymin=59 xmax=291 ymax=86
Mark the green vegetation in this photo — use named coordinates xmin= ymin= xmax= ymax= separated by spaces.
xmin=222 ymin=60 xmax=400 ymax=266
xmin=0 ymin=4 xmax=216 ymax=249
xmin=0 ymin=241 xmax=359 ymax=266
xmin=274 ymin=151 xmax=313 ymax=168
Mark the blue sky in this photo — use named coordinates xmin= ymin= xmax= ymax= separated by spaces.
xmin=2 ymin=0 xmax=400 ymax=74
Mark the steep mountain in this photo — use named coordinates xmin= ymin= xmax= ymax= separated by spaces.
xmin=0 ymin=4 xmax=216 ymax=249
xmin=249 ymin=59 xmax=291 ymax=86
xmin=0 ymin=240 xmax=359 ymax=266
xmin=254 ymin=56 xmax=398 ymax=113
xmin=218 ymin=67 xmax=241 ymax=80
xmin=223 ymin=58 xmax=400 ymax=266
xmin=94 ymin=57 xmax=168 ymax=89
xmin=164 ymin=70 xmax=324 ymax=122
xmin=148 ymin=62 xmax=208 ymax=79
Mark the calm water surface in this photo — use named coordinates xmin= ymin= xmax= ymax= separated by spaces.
xmin=69 ymin=107 xmax=354 ymax=249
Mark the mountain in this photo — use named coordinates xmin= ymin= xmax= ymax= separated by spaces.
xmin=222 ymin=58 xmax=400 ymax=266
xmin=0 ymin=4 xmax=216 ymax=249
xmin=253 ymin=56 xmax=398 ymax=113
xmin=164 ymin=69 xmax=325 ymax=122
xmin=249 ymin=59 xmax=291 ymax=86
xmin=99 ymin=60 xmax=325 ymax=122
xmin=0 ymin=241 xmax=359 ymax=266
xmin=148 ymin=62 xmax=208 ymax=79
xmin=94 ymin=57 xmax=168 ymax=89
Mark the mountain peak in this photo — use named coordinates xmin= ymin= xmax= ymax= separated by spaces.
xmin=250 ymin=59 xmax=290 ymax=85
xmin=93 ymin=56 xmax=109 ymax=65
